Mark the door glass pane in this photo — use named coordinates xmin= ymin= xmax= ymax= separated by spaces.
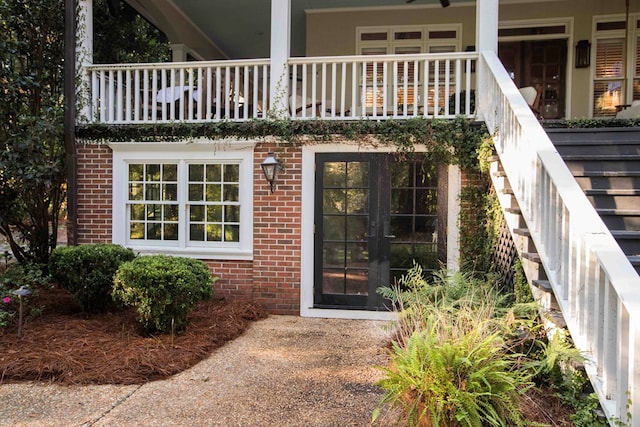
xmin=320 ymin=160 xmax=370 ymax=299
xmin=389 ymin=158 xmax=438 ymax=278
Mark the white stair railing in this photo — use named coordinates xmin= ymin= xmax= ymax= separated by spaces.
xmin=478 ymin=50 xmax=639 ymax=426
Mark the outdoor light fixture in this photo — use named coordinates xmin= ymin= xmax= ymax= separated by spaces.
xmin=575 ymin=40 xmax=591 ymax=68
xmin=261 ymin=152 xmax=282 ymax=194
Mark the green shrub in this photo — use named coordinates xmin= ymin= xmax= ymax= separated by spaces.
xmin=112 ymin=255 xmax=216 ymax=334
xmin=49 ymin=244 xmax=136 ymax=313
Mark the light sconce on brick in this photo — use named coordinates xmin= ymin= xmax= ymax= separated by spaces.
xmin=261 ymin=151 xmax=282 ymax=194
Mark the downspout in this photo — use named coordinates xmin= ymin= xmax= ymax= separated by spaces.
xmin=64 ymin=0 xmax=78 ymax=245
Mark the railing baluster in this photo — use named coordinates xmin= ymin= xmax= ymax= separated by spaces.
xmin=433 ymin=60 xmax=440 ymax=117
xmin=311 ymin=63 xmax=317 ymax=118
xmin=423 ymin=60 xmax=430 ymax=117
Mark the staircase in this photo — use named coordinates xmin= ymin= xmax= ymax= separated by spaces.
xmin=546 ymin=127 xmax=640 ymax=275
xmin=481 ymin=51 xmax=639 ymax=425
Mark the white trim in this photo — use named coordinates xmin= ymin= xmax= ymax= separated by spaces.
xmin=300 ymin=142 xmax=457 ymax=320
xmin=446 ymin=165 xmax=461 ymax=271
xmin=110 ymin=140 xmax=254 ymax=260
xmin=498 ymin=17 xmax=573 ymax=42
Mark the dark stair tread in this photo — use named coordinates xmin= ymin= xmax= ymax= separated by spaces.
xmin=502 ymin=188 xmax=514 ymax=195
xmin=628 ymin=255 xmax=640 ymax=264
xmin=562 ymin=154 xmax=640 ymax=161
xmin=513 ymin=228 xmax=531 ymax=237
xmin=522 ymin=252 xmax=541 ymax=262
xmin=585 ymin=189 xmax=640 ymax=196
xmin=533 ymin=279 xmax=552 ymax=292
xmin=610 ymin=230 xmax=640 ymax=238
xmin=492 ymin=170 xmax=507 ymax=177
xmin=597 ymin=208 xmax=640 ymax=215
xmin=487 ymin=154 xmax=500 ymax=162
xmin=505 ymin=207 xmax=521 ymax=215
xmin=576 ymin=171 xmax=640 ymax=177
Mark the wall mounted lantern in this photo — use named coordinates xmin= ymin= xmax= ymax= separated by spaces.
xmin=261 ymin=152 xmax=282 ymax=194
xmin=575 ymin=40 xmax=591 ymax=68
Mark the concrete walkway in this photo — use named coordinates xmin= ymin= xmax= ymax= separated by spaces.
xmin=0 ymin=316 xmax=394 ymax=427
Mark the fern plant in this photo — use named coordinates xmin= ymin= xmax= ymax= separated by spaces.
xmin=374 ymin=265 xmax=541 ymax=426
xmin=374 ymin=305 xmax=532 ymax=426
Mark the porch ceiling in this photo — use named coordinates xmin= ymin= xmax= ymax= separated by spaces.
xmin=123 ymin=0 xmax=461 ymax=59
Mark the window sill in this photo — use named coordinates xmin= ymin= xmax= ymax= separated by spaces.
xmin=124 ymin=245 xmax=253 ymax=261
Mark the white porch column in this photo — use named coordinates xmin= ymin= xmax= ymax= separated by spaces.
xmin=447 ymin=165 xmax=461 ymax=272
xmin=269 ymin=0 xmax=291 ymax=118
xmin=475 ymin=0 xmax=499 ymax=122
xmin=77 ymin=0 xmax=93 ymax=123
xmin=171 ymin=43 xmax=189 ymax=62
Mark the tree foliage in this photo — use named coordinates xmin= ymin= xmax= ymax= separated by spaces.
xmin=0 ymin=0 xmax=66 ymax=264
xmin=0 ymin=0 xmax=169 ymax=264
xmin=93 ymin=0 xmax=170 ymax=64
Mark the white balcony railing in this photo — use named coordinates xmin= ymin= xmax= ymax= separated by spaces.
xmin=288 ymin=52 xmax=476 ymax=120
xmin=83 ymin=52 xmax=477 ymax=124
xmin=479 ymin=50 xmax=640 ymax=426
xmin=85 ymin=59 xmax=270 ymax=123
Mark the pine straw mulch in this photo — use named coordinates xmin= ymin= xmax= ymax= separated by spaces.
xmin=0 ymin=287 xmax=267 ymax=385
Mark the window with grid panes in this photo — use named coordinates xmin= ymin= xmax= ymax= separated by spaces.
xmin=114 ymin=145 xmax=253 ymax=259
xmin=128 ymin=163 xmax=179 ymax=241
xmin=187 ymin=163 xmax=240 ymax=243
xmin=357 ymin=24 xmax=460 ymax=114
xmin=592 ymin=17 xmax=640 ymax=117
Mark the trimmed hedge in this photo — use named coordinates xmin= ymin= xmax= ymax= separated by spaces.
xmin=112 ymin=255 xmax=216 ymax=334
xmin=49 ymin=244 xmax=136 ymax=313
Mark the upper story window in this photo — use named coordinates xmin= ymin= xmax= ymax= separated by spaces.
xmin=356 ymin=24 xmax=461 ymax=113
xmin=592 ymin=15 xmax=640 ymax=117
xmin=112 ymin=143 xmax=254 ymax=260
xmin=357 ymin=24 xmax=461 ymax=56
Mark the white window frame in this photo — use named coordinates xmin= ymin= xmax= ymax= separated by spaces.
xmin=111 ymin=141 xmax=254 ymax=260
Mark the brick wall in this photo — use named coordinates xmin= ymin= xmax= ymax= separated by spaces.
xmin=77 ymin=144 xmax=114 ymax=244
xmin=252 ymin=144 xmax=302 ymax=314
xmin=75 ymin=142 xmax=302 ymax=315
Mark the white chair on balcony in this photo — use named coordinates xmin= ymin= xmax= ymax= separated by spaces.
xmin=156 ymin=85 xmax=192 ymax=103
